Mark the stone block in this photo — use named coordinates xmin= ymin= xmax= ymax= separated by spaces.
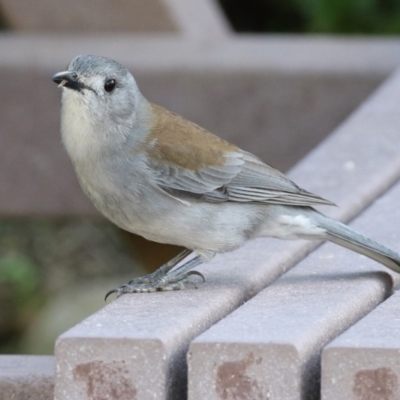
xmin=187 ymin=68 xmax=400 ymax=400
xmin=188 ymin=178 xmax=400 ymax=399
xmin=54 ymin=239 xmax=313 ymax=400
xmin=322 ymin=285 xmax=400 ymax=399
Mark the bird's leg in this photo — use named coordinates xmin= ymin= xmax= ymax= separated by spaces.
xmin=105 ymin=249 xmax=204 ymax=299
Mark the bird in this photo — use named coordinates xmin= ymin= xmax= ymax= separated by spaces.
xmin=52 ymin=54 xmax=400 ymax=299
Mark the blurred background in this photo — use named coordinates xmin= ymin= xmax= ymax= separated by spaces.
xmin=2 ymin=0 xmax=400 ymax=34
xmin=219 ymin=0 xmax=400 ymax=34
xmin=0 ymin=0 xmax=400 ymax=355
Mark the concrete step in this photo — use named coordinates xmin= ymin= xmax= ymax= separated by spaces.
xmin=322 ymin=282 xmax=400 ymax=399
xmin=188 ymin=178 xmax=400 ymax=400
xmin=187 ymin=67 xmax=400 ymax=399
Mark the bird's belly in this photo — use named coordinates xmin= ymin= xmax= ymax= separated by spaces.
xmin=124 ymin=200 xmax=263 ymax=253
xmin=78 ymin=178 xmax=180 ymax=243
xmin=77 ymin=172 xmax=263 ymax=252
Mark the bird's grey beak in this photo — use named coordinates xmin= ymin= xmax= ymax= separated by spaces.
xmin=52 ymin=71 xmax=84 ymax=92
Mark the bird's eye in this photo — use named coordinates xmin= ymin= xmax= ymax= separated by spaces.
xmin=104 ymin=79 xmax=116 ymax=92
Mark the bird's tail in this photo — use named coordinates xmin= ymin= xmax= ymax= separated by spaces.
xmin=317 ymin=215 xmax=400 ymax=273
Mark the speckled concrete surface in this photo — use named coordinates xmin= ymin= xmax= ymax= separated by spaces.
xmin=322 ymin=287 xmax=400 ymax=399
xmin=188 ymin=178 xmax=400 ymax=400
xmin=187 ymin=68 xmax=400 ymax=400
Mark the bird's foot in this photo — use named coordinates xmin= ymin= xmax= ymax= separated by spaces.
xmin=109 ymin=270 xmax=205 ymax=296
xmin=105 ymin=250 xmax=204 ymax=300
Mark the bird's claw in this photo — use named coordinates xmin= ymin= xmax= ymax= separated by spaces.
xmin=104 ymin=269 xmax=205 ymax=301
xmin=104 ymin=288 xmax=119 ymax=302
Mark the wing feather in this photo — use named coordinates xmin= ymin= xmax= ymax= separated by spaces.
xmin=150 ymin=150 xmax=334 ymax=207
xmin=145 ymin=103 xmax=333 ymax=206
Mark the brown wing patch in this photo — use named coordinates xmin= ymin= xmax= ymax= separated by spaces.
xmin=145 ymin=103 xmax=239 ymax=171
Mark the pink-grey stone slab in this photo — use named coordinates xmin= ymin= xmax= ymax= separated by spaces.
xmin=0 ymin=355 xmax=54 ymax=400
xmin=55 ymin=67 xmax=400 ymax=400
xmin=54 ymin=240 xmax=314 ymax=400
xmin=322 ymin=289 xmax=400 ymax=399
xmin=188 ymin=176 xmax=400 ymax=400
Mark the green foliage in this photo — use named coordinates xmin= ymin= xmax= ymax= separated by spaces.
xmin=219 ymin=0 xmax=400 ymax=34
xmin=296 ymin=0 xmax=400 ymax=34
xmin=0 ymin=254 xmax=38 ymax=304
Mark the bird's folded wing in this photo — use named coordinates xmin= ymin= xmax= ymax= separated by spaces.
xmin=150 ymin=150 xmax=334 ymax=207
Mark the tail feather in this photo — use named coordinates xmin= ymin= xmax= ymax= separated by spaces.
xmin=319 ymin=217 xmax=400 ymax=273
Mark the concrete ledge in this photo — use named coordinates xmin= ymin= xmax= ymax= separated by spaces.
xmin=0 ymin=355 xmax=54 ymax=400
xmin=322 ymin=273 xmax=400 ymax=398
xmin=54 ymin=66 xmax=400 ymax=399
xmin=188 ymin=179 xmax=400 ymax=400
xmin=187 ymin=69 xmax=400 ymax=399
xmin=1 ymin=35 xmax=400 ymax=215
